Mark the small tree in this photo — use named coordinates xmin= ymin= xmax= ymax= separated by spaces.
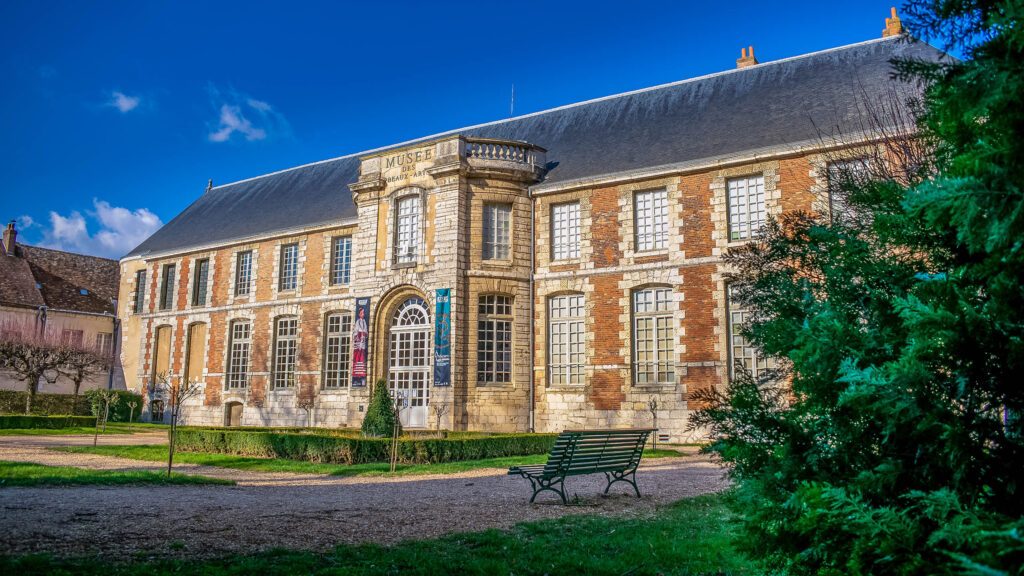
xmin=153 ymin=372 xmax=203 ymax=477
xmin=0 ymin=322 xmax=74 ymax=414
xmin=60 ymin=344 xmax=111 ymax=411
xmin=361 ymin=379 xmax=401 ymax=438
xmin=647 ymin=398 xmax=659 ymax=450
xmin=431 ymin=397 xmax=450 ymax=436
xmin=296 ymin=384 xmax=316 ymax=428
xmin=89 ymin=389 xmax=120 ymax=446
xmin=126 ymin=400 xmax=138 ymax=429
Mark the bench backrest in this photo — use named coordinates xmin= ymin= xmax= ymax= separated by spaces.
xmin=542 ymin=429 xmax=653 ymax=477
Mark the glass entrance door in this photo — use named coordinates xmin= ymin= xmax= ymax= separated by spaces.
xmin=388 ymin=297 xmax=430 ymax=428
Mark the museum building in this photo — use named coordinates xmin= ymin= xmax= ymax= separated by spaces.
xmin=117 ymin=20 xmax=945 ymax=439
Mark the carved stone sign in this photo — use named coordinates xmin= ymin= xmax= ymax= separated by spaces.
xmin=381 ymin=145 xmax=434 ymax=187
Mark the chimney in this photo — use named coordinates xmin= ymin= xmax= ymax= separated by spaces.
xmin=2 ymin=220 xmax=16 ymax=256
xmin=883 ymin=7 xmax=903 ymax=37
xmin=736 ymin=45 xmax=758 ymax=69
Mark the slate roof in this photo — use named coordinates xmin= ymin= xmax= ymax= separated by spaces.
xmin=127 ymin=36 xmax=947 ymax=259
xmin=0 ymin=241 xmax=119 ymax=315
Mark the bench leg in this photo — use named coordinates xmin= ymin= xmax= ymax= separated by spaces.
xmin=604 ymin=469 xmax=641 ymax=497
xmin=528 ymin=475 xmax=568 ymax=505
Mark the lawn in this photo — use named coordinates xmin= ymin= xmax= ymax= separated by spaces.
xmin=56 ymin=445 xmax=687 ymax=477
xmin=0 ymin=460 xmax=233 ymax=487
xmin=0 ymin=423 xmax=169 ymax=436
xmin=0 ymin=492 xmax=754 ymax=575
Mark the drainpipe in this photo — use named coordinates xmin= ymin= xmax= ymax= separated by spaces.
xmin=528 ymin=190 xmax=536 ymax=433
xmin=106 ymin=299 xmax=119 ymax=390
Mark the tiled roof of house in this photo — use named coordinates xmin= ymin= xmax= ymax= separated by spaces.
xmin=0 ymin=240 xmax=119 ymax=315
xmin=126 ymin=36 xmax=948 ymax=259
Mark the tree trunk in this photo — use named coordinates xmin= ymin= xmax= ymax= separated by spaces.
xmin=72 ymin=379 xmax=83 ymax=414
xmin=167 ymin=417 xmax=176 ymax=477
xmin=24 ymin=373 xmax=40 ymax=415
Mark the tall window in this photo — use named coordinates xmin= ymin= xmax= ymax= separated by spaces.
xmin=183 ymin=323 xmax=206 ymax=383
xmin=633 ymin=287 xmax=674 ymax=385
xmin=61 ymin=329 xmax=84 ymax=347
xmin=551 ymin=202 xmax=580 ymax=260
xmin=727 ymin=287 xmax=775 ymax=379
xmin=827 ymin=158 xmax=870 ymax=221
xmin=226 ymin=320 xmax=251 ymax=389
xmin=159 ymin=264 xmax=176 ymax=310
xmin=152 ymin=326 xmax=171 ymax=383
xmin=395 ymin=195 xmax=421 ymax=264
xmin=330 ymin=236 xmax=352 ymax=285
xmin=635 ymin=190 xmax=668 ymax=251
xmin=234 ymin=250 xmax=252 ymax=297
xmin=727 ymin=175 xmax=766 ymax=241
xmin=548 ymin=294 xmax=585 ymax=385
xmin=478 ymin=295 xmax=513 ymax=384
xmin=191 ymin=258 xmax=209 ymax=306
xmin=483 ymin=203 xmax=512 ymax=260
xmin=95 ymin=332 xmax=114 ymax=358
xmin=279 ymin=243 xmax=298 ymax=291
xmin=272 ymin=317 xmax=298 ymax=388
xmin=322 ymin=313 xmax=352 ymax=388
xmin=132 ymin=270 xmax=146 ymax=314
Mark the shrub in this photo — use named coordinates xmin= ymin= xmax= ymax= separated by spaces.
xmin=361 ymin=379 xmax=400 ymax=438
xmin=174 ymin=429 xmax=557 ymax=465
xmin=84 ymin=390 xmax=143 ymax=422
xmin=0 ymin=415 xmax=97 ymax=429
xmin=0 ymin=390 xmax=91 ymax=416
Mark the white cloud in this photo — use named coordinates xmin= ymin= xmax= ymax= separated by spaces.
xmin=38 ymin=200 xmax=163 ymax=258
xmin=107 ymin=91 xmax=141 ymax=113
xmin=16 ymin=215 xmax=35 ymax=229
xmin=206 ymin=85 xmax=289 ymax=143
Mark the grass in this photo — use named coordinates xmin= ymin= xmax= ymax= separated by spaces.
xmin=56 ymin=445 xmax=688 ymax=477
xmin=0 ymin=422 xmax=169 ymax=436
xmin=0 ymin=492 xmax=755 ymax=575
xmin=0 ymin=460 xmax=233 ymax=487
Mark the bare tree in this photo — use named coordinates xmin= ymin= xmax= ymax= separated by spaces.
xmin=60 ymin=343 xmax=112 ymax=412
xmin=0 ymin=320 xmax=74 ymax=414
xmin=647 ymin=398 xmax=659 ymax=451
xmin=90 ymin=389 xmax=120 ymax=447
xmin=431 ymin=397 xmax=450 ymax=436
xmin=152 ymin=372 xmax=203 ymax=477
xmin=126 ymin=399 xmax=138 ymax=430
xmin=296 ymin=383 xmax=316 ymax=428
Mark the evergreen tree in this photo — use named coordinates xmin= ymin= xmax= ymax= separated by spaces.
xmin=361 ymin=379 xmax=401 ymax=438
xmin=691 ymin=1 xmax=1024 ymax=573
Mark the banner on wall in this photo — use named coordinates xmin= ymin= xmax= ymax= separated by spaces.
xmin=434 ymin=288 xmax=451 ymax=387
xmin=351 ymin=297 xmax=370 ymax=387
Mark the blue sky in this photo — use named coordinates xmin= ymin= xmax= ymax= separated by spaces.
xmin=2 ymin=1 xmax=918 ymax=258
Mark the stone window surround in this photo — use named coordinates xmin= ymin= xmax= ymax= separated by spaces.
xmin=223 ymin=311 xmax=256 ymax=394
xmin=543 ymin=289 xmax=589 ymax=388
xmin=617 ymin=274 xmax=684 ymax=390
xmin=475 ymin=292 xmax=515 ymax=386
xmin=265 ymin=303 xmax=303 ymax=394
xmin=615 ymin=176 xmax=683 ymax=262
xmin=323 ymin=231 xmax=356 ymax=291
xmin=270 ymin=239 xmax=307 ymax=300
xmin=469 ymin=189 xmax=521 ymax=270
xmin=147 ymin=322 xmax=176 ymax=387
xmin=228 ymin=247 xmax=259 ymax=305
xmin=389 ymin=187 xmax=427 ymax=269
xmin=321 ymin=307 xmax=353 ymax=391
xmin=181 ymin=312 xmax=212 ymax=387
xmin=153 ymin=258 xmax=183 ymax=313
xmin=185 ymin=253 xmax=216 ymax=310
xmin=129 ymin=267 xmax=149 ymax=315
xmin=534 ymin=190 xmax=592 ymax=272
xmin=709 ymin=162 xmax=781 ymax=256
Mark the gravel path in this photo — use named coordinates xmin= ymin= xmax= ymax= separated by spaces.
xmin=0 ymin=433 xmax=729 ymax=558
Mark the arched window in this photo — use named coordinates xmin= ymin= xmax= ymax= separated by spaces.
xmin=632 ymin=287 xmax=674 ymax=385
xmin=323 ymin=312 xmax=352 ymax=388
xmin=226 ymin=320 xmax=251 ymax=389
xmin=478 ymin=294 xmax=513 ymax=384
xmin=548 ymin=294 xmax=585 ymax=386
xmin=151 ymin=325 xmax=171 ymax=384
xmin=182 ymin=322 xmax=207 ymax=384
xmin=394 ymin=195 xmax=421 ymax=264
xmin=272 ymin=316 xmax=298 ymax=388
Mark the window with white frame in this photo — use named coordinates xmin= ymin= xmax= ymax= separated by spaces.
xmin=192 ymin=258 xmax=209 ymax=306
xmin=827 ymin=158 xmax=871 ymax=221
xmin=95 ymin=332 xmax=114 ymax=358
xmin=727 ymin=175 xmax=766 ymax=241
xmin=551 ymin=202 xmax=580 ymax=260
xmin=477 ymin=294 xmax=513 ymax=384
xmin=279 ymin=244 xmax=298 ymax=291
xmin=395 ymin=195 xmax=421 ymax=265
xmin=635 ymin=190 xmax=668 ymax=251
xmin=159 ymin=264 xmax=175 ymax=310
xmin=330 ymin=236 xmax=352 ymax=285
xmin=727 ymin=286 xmax=775 ymax=379
xmin=226 ymin=320 xmax=251 ymax=389
xmin=133 ymin=270 xmax=146 ymax=314
xmin=633 ymin=287 xmax=675 ymax=385
xmin=548 ymin=294 xmax=585 ymax=385
xmin=60 ymin=329 xmax=83 ymax=347
xmin=234 ymin=251 xmax=252 ymax=296
xmin=482 ymin=203 xmax=512 ymax=260
xmin=322 ymin=313 xmax=352 ymax=388
xmin=272 ymin=317 xmax=298 ymax=388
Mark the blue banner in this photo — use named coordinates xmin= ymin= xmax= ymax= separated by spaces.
xmin=351 ymin=297 xmax=370 ymax=387
xmin=434 ymin=289 xmax=451 ymax=387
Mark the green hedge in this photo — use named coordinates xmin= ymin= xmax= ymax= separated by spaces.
xmin=0 ymin=415 xmax=97 ymax=429
xmin=174 ymin=429 xmax=557 ymax=465
xmin=0 ymin=390 xmax=91 ymax=416
xmin=84 ymin=390 xmax=144 ymax=422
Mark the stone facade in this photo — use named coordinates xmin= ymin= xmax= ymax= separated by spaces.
xmin=118 ymin=131 xmax=873 ymax=440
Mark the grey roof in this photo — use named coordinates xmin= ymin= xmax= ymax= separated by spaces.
xmin=127 ymin=36 xmax=947 ymax=258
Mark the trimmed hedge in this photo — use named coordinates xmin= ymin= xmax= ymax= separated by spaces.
xmin=174 ymin=429 xmax=558 ymax=465
xmin=84 ymin=390 xmax=144 ymax=422
xmin=0 ymin=390 xmax=91 ymax=416
xmin=0 ymin=415 xmax=97 ymax=429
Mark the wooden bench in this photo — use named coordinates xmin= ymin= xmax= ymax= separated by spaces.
xmin=508 ymin=428 xmax=654 ymax=504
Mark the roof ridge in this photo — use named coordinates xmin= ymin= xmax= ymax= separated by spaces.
xmin=21 ymin=243 xmax=120 ymax=263
xmin=208 ymin=35 xmax=905 ymax=193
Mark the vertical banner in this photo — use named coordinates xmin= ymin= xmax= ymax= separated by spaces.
xmin=351 ymin=297 xmax=370 ymax=387
xmin=434 ymin=288 xmax=451 ymax=387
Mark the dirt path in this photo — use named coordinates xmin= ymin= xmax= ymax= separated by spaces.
xmin=0 ymin=433 xmax=729 ymax=558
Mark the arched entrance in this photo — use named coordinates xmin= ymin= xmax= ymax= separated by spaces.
xmin=224 ymin=401 xmax=243 ymax=427
xmin=388 ymin=296 xmax=430 ymax=428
